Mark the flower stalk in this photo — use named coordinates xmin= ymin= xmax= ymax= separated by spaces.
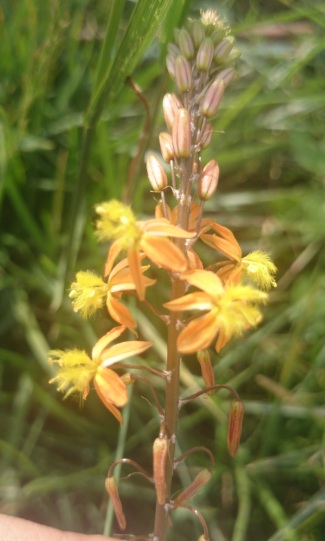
xmin=49 ymin=9 xmax=277 ymax=541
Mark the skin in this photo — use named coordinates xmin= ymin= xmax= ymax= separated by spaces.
xmin=0 ymin=515 xmax=119 ymax=541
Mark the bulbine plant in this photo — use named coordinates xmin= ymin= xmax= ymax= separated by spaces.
xmin=49 ymin=9 xmax=276 ymax=541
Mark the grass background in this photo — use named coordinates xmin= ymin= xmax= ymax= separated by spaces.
xmin=1 ymin=0 xmax=325 ymax=540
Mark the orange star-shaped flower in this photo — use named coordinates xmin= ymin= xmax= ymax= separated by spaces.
xmin=95 ymin=200 xmax=195 ymax=300
xmin=69 ymin=258 xmax=155 ymax=329
xmin=49 ymin=326 xmax=152 ymax=424
xmin=201 ymin=223 xmax=277 ymax=290
xmin=165 ymin=269 xmax=267 ymax=354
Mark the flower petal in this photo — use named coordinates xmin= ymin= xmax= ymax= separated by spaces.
xmin=181 ymin=269 xmax=224 ymax=296
xmin=143 ymin=219 xmax=196 ymax=238
xmin=128 ymin=248 xmax=146 ymax=300
xmin=177 ymin=311 xmax=218 ymax=354
xmin=94 ymin=367 xmax=128 ymax=407
xmin=141 ymin=236 xmax=188 ymax=272
xmin=165 ymin=292 xmax=213 ymax=312
xmin=100 ymin=340 xmax=152 ymax=367
xmin=92 ymin=326 xmax=126 ymax=361
xmin=104 ymin=240 xmax=123 ymax=277
xmin=107 ymin=295 xmax=137 ymax=330
xmin=201 ymin=223 xmax=242 ymax=262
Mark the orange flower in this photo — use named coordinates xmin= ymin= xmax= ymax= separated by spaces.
xmin=95 ymin=200 xmax=195 ymax=300
xmin=49 ymin=326 xmax=152 ymax=424
xmin=69 ymin=258 xmax=155 ymax=329
xmin=201 ymin=223 xmax=277 ymax=290
xmin=164 ymin=269 xmax=267 ymax=354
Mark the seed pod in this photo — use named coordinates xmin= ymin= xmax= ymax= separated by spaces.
xmin=191 ymin=20 xmax=205 ymax=49
xmin=153 ymin=437 xmax=168 ymax=505
xmin=214 ymin=36 xmax=235 ymax=63
xmin=172 ymin=108 xmax=191 ymax=158
xmin=162 ymin=93 xmax=182 ymax=131
xmin=201 ymin=79 xmax=224 ymax=119
xmin=175 ymin=55 xmax=193 ymax=93
xmin=227 ymin=399 xmax=244 ymax=457
xmin=174 ymin=469 xmax=211 ymax=506
xmin=198 ymin=159 xmax=219 ymax=201
xmin=159 ymin=132 xmax=174 ymax=163
xmin=196 ymin=37 xmax=214 ymax=72
xmin=197 ymin=350 xmax=215 ymax=394
xmin=179 ymin=28 xmax=195 ymax=60
xmin=105 ymin=477 xmax=126 ymax=530
xmin=146 ymin=153 xmax=168 ymax=191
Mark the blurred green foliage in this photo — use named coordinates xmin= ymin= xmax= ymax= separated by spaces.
xmin=0 ymin=0 xmax=325 ymax=540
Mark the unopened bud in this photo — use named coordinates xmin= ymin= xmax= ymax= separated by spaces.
xmin=172 ymin=108 xmax=191 ymax=158
xmin=218 ymin=67 xmax=236 ymax=87
xmin=201 ymin=79 xmax=224 ymax=119
xmin=166 ymin=54 xmax=176 ymax=80
xmin=198 ymin=159 xmax=219 ymax=201
xmin=214 ymin=36 xmax=235 ymax=63
xmin=167 ymin=43 xmax=180 ymax=58
xmin=174 ymin=469 xmax=211 ymax=506
xmin=197 ymin=350 xmax=215 ymax=394
xmin=197 ymin=536 xmax=208 ymax=541
xmin=179 ymin=28 xmax=195 ymax=60
xmin=191 ymin=20 xmax=205 ymax=49
xmin=105 ymin=477 xmax=126 ymax=530
xmin=175 ymin=55 xmax=193 ymax=93
xmin=146 ymin=154 xmax=168 ymax=191
xmin=173 ymin=27 xmax=181 ymax=45
xmin=227 ymin=47 xmax=241 ymax=63
xmin=196 ymin=37 xmax=214 ymax=71
xmin=227 ymin=400 xmax=244 ymax=457
xmin=120 ymin=372 xmax=135 ymax=385
xmin=159 ymin=132 xmax=174 ymax=163
xmin=162 ymin=93 xmax=182 ymax=131
xmin=211 ymin=27 xmax=227 ymax=46
xmin=153 ymin=437 xmax=168 ymax=505
xmin=199 ymin=123 xmax=213 ymax=150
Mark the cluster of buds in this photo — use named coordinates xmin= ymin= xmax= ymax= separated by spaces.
xmin=147 ymin=10 xmax=240 ymax=215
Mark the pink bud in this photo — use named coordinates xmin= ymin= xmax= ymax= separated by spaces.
xmin=172 ymin=108 xmax=192 ymax=158
xmin=217 ymin=67 xmax=236 ymax=87
xmin=214 ymin=36 xmax=235 ymax=63
xmin=175 ymin=55 xmax=193 ymax=93
xmin=146 ymin=153 xmax=168 ymax=191
xmin=201 ymin=78 xmax=224 ymax=119
xmin=163 ymin=93 xmax=182 ymax=131
xmin=197 ymin=159 xmax=219 ymax=201
xmin=179 ymin=28 xmax=195 ymax=60
xmin=191 ymin=20 xmax=205 ymax=49
xmin=196 ymin=37 xmax=214 ymax=72
xmin=159 ymin=132 xmax=174 ymax=163
xmin=199 ymin=123 xmax=213 ymax=150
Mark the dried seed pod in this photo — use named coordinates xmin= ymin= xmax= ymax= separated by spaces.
xmin=201 ymin=78 xmax=224 ymax=119
xmin=146 ymin=153 xmax=168 ymax=191
xmin=105 ymin=477 xmax=126 ymax=530
xmin=198 ymin=159 xmax=219 ymax=201
xmin=172 ymin=108 xmax=191 ymax=158
xmin=175 ymin=55 xmax=193 ymax=93
xmin=214 ymin=36 xmax=235 ymax=63
xmin=179 ymin=28 xmax=195 ymax=60
xmin=197 ymin=350 xmax=215 ymax=394
xmin=174 ymin=469 xmax=211 ymax=506
xmin=196 ymin=37 xmax=214 ymax=72
xmin=153 ymin=437 xmax=168 ymax=505
xmin=227 ymin=399 xmax=244 ymax=457
xmin=162 ymin=93 xmax=182 ymax=131
xmin=159 ymin=132 xmax=174 ymax=163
